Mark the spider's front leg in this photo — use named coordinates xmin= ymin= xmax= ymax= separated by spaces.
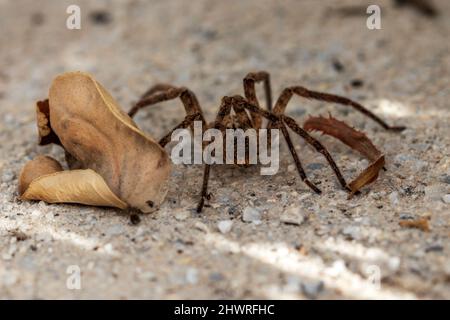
xmin=128 ymin=83 xmax=211 ymax=212
xmin=128 ymin=84 xmax=204 ymax=125
xmin=196 ymin=97 xmax=234 ymax=212
xmin=243 ymin=71 xmax=273 ymax=128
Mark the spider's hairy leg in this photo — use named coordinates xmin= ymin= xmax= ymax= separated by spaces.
xmin=197 ymin=97 xmax=233 ymax=213
xmin=228 ymin=96 xmax=320 ymax=193
xmin=128 ymin=83 xmax=210 ymax=211
xmin=243 ymin=71 xmax=273 ymax=128
xmin=272 ymin=86 xmax=405 ymax=131
xmin=128 ymin=86 xmax=203 ymax=121
xmin=138 ymin=83 xmax=175 ymax=100
xmin=278 ymin=122 xmax=322 ymax=193
xmin=197 ymin=165 xmax=211 ymax=213
xmin=282 ymin=115 xmax=349 ymax=191
xmin=233 ymin=95 xmax=349 ymax=192
xmin=158 ymin=112 xmax=204 ymax=147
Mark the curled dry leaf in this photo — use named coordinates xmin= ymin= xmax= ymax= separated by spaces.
xmin=19 ymin=72 xmax=172 ymax=212
xmin=19 ymin=156 xmax=127 ymax=209
xmin=303 ymin=115 xmax=385 ymax=197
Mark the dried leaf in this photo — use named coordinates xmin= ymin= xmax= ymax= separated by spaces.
xmin=399 ymin=218 xmax=430 ymax=232
xmin=21 ymin=167 xmax=127 ymax=209
xmin=304 ymin=115 xmax=385 ymax=197
xmin=36 ymin=99 xmax=60 ymax=146
xmin=19 ymin=72 xmax=172 ymax=212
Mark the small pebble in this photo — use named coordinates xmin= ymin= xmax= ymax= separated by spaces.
xmin=175 ymin=210 xmax=190 ymax=221
xmin=425 ymin=185 xmax=445 ymax=201
xmin=242 ymin=207 xmax=261 ymax=224
xmin=425 ymin=244 xmax=443 ymax=253
xmin=186 ymin=268 xmax=199 ymax=284
xmin=194 ymin=221 xmax=209 ymax=233
xmin=106 ymin=224 xmax=124 ymax=236
xmin=217 ymin=220 xmax=233 ymax=234
xmin=399 ymin=213 xmax=414 ymax=220
xmin=387 ymin=257 xmax=401 ymax=272
xmin=440 ymin=174 xmax=450 ymax=184
xmin=103 ymin=243 xmax=114 ymax=254
xmin=209 ymin=272 xmax=225 ymax=282
xmin=140 ymin=271 xmax=156 ymax=281
xmin=1 ymin=171 xmax=14 ymax=182
xmin=341 ymin=225 xmax=360 ymax=240
xmin=280 ymin=207 xmax=306 ymax=226
xmin=389 ymin=191 xmax=399 ymax=206
xmin=442 ymin=194 xmax=450 ymax=204
xmin=301 ymin=280 xmax=324 ymax=299
xmin=31 ymin=209 xmax=42 ymax=218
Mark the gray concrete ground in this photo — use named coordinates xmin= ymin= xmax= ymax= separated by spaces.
xmin=0 ymin=0 xmax=449 ymax=299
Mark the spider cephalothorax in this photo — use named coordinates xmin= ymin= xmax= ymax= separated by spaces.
xmin=128 ymin=71 xmax=405 ymax=212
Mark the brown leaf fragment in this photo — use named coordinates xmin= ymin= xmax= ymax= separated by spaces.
xmin=348 ymin=156 xmax=385 ymax=198
xmin=36 ymin=99 xmax=60 ymax=146
xmin=399 ymin=218 xmax=430 ymax=232
xmin=21 ymin=168 xmax=128 ymax=209
xmin=304 ymin=115 xmax=382 ymax=161
xmin=303 ymin=115 xmax=385 ymax=196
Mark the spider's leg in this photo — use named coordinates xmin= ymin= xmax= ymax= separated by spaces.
xmin=128 ymin=84 xmax=210 ymax=211
xmin=197 ymin=97 xmax=234 ymax=213
xmin=272 ymin=86 xmax=405 ymax=131
xmin=158 ymin=113 xmax=203 ymax=147
xmin=282 ymin=115 xmax=349 ymax=190
xmin=196 ymin=164 xmax=211 ymax=213
xmin=232 ymin=101 xmax=254 ymax=130
xmin=138 ymin=83 xmax=175 ymax=100
xmin=234 ymin=96 xmax=349 ymax=191
xmin=279 ymin=122 xmax=321 ymax=193
xmin=128 ymin=86 xmax=204 ymax=123
xmin=243 ymin=71 xmax=273 ymax=129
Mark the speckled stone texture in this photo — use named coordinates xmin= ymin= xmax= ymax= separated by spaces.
xmin=0 ymin=0 xmax=449 ymax=299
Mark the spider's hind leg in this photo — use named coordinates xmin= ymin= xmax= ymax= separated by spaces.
xmin=235 ymin=96 xmax=349 ymax=192
xmin=272 ymin=86 xmax=405 ymax=131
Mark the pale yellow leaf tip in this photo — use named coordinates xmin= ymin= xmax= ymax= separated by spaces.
xmin=20 ymin=156 xmax=127 ymax=209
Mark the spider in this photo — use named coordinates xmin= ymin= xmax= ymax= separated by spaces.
xmin=128 ymin=71 xmax=405 ymax=212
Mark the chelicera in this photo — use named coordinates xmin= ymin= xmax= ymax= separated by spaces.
xmin=128 ymin=71 xmax=405 ymax=212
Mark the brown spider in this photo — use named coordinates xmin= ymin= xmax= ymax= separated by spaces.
xmin=128 ymin=71 xmax=405 ymax=212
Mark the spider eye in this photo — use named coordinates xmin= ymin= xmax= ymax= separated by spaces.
xmin=146 ymin=200 xmax=154 ymax=208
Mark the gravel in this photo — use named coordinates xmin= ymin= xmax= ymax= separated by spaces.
xmin=217 ymin=220 xmax=233 ymax=234
xmin=301 ymin=281 xmax=324 ymax=299
xmin=442 ymin=194 xmax=450 ymax=204
xmin=280 ymin=207 xmax=306 ymax=226
xmin=242 ymin=207 xmax=262 ymax=224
